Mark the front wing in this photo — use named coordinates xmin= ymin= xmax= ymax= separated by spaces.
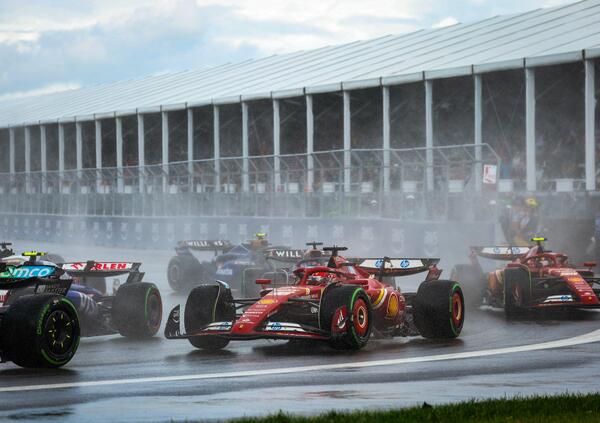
xmin=527 ymin=298 xmax=600 ymax=310
xmin=515 ymin=293 xmax=600 ymax=310
xmin=164 ymin=305 xmax=329 ymax=341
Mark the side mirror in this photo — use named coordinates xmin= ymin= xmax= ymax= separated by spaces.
xmin=583 ymin=261 xmax=597 ymax=268
xmin=256 ymin=278 xmax=271 ymax=285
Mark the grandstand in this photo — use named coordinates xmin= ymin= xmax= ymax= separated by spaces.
xmin=0 ymin=0 xmax=599 ymax=221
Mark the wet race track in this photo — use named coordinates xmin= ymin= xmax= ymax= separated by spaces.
xmin=2 ymin=241 xmax=600 ymax=422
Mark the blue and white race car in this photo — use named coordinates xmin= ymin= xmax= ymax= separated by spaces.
xmin=167 ymin=234 xmax=303 ymax=296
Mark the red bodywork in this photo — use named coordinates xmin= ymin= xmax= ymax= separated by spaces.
xmin=472 ymin=245 xmax=600 ymax=309
xmin=167 ymin=253 xmax=441 ymax=341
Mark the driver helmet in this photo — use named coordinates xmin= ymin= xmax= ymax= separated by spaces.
xmin=525 ymin=197 xmax=538 ymax=208
xmin=250 ymin=233 xmax=269 ymax=250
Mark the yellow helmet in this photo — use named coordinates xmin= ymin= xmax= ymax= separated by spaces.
xmin=525 ymin=198 xmax=538 ymax=208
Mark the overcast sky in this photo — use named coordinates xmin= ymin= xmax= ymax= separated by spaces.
xmin=0 ymin=0 xmax=575 ymax=99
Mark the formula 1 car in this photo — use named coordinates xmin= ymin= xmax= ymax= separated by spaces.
xmin=58 ymin=261 xmax=163 ymax=338
xmin=3 ymin=252 xmax=162 ymax=339
xmin=167 ymin=234 xmax=303 ymax=296
xmin=165 ymin=245 xmax=464 ymax=351
xmin=0 ymin=252 xmax=81 ymax=368
xmin=167 ymin=240 xmax=232 ymax=292
xmin=451 ymin=237 xmax=600 ymax=317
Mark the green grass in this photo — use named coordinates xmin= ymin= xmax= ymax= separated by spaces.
xmin=233 ymin=393 xmax=600 ymax=423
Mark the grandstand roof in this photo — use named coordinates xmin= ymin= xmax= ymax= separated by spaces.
xmin=1 ymin=0 xmax=600 ymax=129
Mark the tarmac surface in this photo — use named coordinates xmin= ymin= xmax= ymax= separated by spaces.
xmin=1 ymin=241 xmax=600 ymax=422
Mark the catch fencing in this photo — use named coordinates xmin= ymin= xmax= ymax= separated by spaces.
xmin=0 ymin=144 xmax=505 ymax=219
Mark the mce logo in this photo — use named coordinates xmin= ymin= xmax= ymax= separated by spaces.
xmin=0 ymin=265 xmax=55 ymax=279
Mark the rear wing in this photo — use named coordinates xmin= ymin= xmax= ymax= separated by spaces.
xmin=471 ymin=246 xmax=530 ymax=261
xmin=59 ymin=261 xmax=144 ymax=283
xmin=177 ymin=240 xmax=232 ymax=252
xmin=353 ymin=258 xmax=440 ymax=277
xmin=265 ymin=248 xmax=305 ymax=262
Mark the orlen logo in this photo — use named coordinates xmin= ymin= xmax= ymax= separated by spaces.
xmin=0 ymin=265 xmax=55 ymax=279
xmin=63 ymin=262 xmax=131 ymax=271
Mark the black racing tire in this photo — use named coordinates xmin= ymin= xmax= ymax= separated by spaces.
xmin=112 ymin=283 xmax=163 ymax=338
xmin=167 ymin=255 xmax=210 ymax=292
xmin=504 ymin=267 xmax=530 ymax=319
xmin=184 ymin=284 xmax=235 ymax=350
xmin=413 ymin=280 xmax=464 ymax=339
xmin=1 ymin=294 xmax=80 ymax=368
xmin=319 ymin=285 xmax=372 ymax=350
xmin=450 ymin=264 xmax=485 ymax=308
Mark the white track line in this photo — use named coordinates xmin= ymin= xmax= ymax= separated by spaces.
xmin=3 ymin=329 xmax=600 ymax=393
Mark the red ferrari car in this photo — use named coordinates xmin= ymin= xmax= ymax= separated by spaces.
xmin=165 ymin=245 xmax=464 ymax=350
xmin=452 ymin=237 xmax=600 ymax=317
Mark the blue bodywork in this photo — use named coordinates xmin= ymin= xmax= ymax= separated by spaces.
xmin=178 ymin=243 xmax=274 ymax=292
xmin=66 ymin=284 xmax=103 ymax=321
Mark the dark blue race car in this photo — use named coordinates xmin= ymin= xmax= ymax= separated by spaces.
xmin=2 ymin=254 xmax=162 ymax=342
xmin=167 ymin=235 xmax=303 ymax=296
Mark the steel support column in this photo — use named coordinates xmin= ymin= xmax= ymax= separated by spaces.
xmin=75 ymin=122 xmax=83 ymax=193
xmin=75 ymin=122 xmax=83 ymax=172
xmin=58 ymin=124 xmax=65 ymax=194
xmin=343 ymin=91 xmax=351 ymax=193
xmin=95 ymin=120 xmax=102 ymax=193
xmin=24 ymin=126 xmax=31 ymax=193
xmin=585 ymin=60 xmax=596 ymax=191
xmin=24 ymin=127 xmax=31 ymax=173
xmin=137 ymin=114 xmax=145 ymax=193
xmin=525 ymin=68 xmax=536 ymax=192
xmin=161 ymin=111 xmax=169 ymax=192
xmin=474 ymin=74 xmax=483 ymax=192
xmin=242 ymin=102 xmax=250 ymax=193
xmin=306 ymin=95 xmax=314 ymax=192
xmin=187 ymin=108 xmax=194 ymax=179
xmin=8 ymin=128 xmax=15 ymax=194
xmin=40 ymin=125 xmax=47 ymax=193
xmin=116 ymin=117 xmax=124 ymax=193
xmin=273 ymin=99 xmax=281 ymax=190
xmin=213 ymin=105 xmax=221 ymax=193
xmin=382 ymin=86 xmax=391 ymax=193
xmin=425 ymin=80 xmax=434 ymax=191
xmin=9 ymin=127 xmax=15 ymax=175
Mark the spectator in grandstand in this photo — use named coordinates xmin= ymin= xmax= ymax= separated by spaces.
xmin=499 ymin=197 xmax=537 ymax=246
xmin=513 ymin=197 xmax=539 ymax=245
xmin=498 ymin=197 xmax=513 ymax=243
xmin=511 ymin=150 xmax=526 ymax=182
xmin=497 ymin=146 xmax=512 ymax=180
